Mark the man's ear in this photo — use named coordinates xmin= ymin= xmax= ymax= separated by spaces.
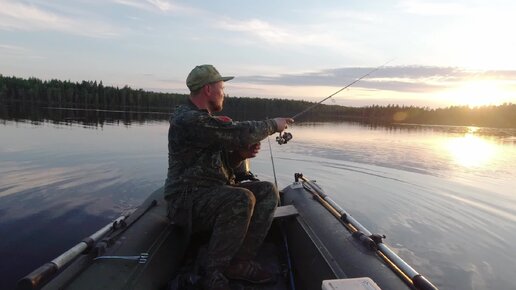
xmin=202 ymin=84 xmax=211 ymax=95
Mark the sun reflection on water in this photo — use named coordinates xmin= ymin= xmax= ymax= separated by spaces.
xmin=443 ymin=127 xmax=500 ymax=168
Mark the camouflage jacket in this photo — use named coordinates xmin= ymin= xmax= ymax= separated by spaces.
xmin=163 ymin=100 xmax=277 ymax=199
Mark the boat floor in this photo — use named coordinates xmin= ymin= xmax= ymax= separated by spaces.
xmin=171 ymin=226 xmax=290 ymax=290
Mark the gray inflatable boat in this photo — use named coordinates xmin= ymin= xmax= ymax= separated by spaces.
xmin=17 ymin=173 xmax=438 ymax=290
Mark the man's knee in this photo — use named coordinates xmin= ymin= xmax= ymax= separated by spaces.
xmin=262 ymin=181 xmax=279 ymax=202
xmin=232 ymin=188 xmax=256 ymax=213
xmin=234 ymin=181 xmax=278 ymax=208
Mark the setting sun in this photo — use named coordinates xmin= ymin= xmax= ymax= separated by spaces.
xmin=440 ymin=80 xmax=513 ymax=107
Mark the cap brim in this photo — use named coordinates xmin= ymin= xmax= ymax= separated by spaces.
xmin=221 ymin=76 xmax=234 ymax=82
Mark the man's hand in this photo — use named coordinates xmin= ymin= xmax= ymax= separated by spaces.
xmin=238 ymin=142 xmax=261 ymax=159
xmin=273 ymin=117 xmax=294 ymax=132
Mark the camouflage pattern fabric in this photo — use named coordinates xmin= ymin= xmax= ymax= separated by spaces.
xmin=164 ymin=99 xmax=279 ymax=271
xmin=186 ymin=181 xmax=279 ymax=271
xmin=164 ymin=100 xmax=277 ymax=197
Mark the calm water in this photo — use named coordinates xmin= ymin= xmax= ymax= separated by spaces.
xmin=1 ymin=108 xmax=515 ymax=290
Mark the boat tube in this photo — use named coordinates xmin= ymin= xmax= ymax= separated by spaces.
xmin=281 ymin=173 xmax=438 ymax=290
xmin=17 ymin=173 xmax=438 ymax=290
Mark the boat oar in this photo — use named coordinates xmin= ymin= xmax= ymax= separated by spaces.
xmin=16 ymin=215 xmax=127 ymax=290
xmin=296 ymin=173 xmax=439 ymax=290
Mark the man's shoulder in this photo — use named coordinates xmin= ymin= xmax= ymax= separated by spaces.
xmin=173 ymin=103 xmax=199 ymax=115
xmin=172 ymin=104 xmax=207 ymax=125
xmin=172 ymin=106 xmax=236 ymax=129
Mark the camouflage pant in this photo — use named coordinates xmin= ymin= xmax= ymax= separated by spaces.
xmin=183 ymin=181 xmax=279 ymax=271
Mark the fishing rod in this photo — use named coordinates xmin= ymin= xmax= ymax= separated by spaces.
xmin=276 ymin=59 xmax=394 ymax=145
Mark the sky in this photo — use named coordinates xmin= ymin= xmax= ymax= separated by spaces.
xmin=1 ymin=0 xmax=515 ymax=107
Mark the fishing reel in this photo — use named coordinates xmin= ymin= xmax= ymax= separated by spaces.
xmin=276 ymin=131 xmax=293 ymax=145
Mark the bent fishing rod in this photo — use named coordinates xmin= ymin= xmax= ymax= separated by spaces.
xmin=276 ymin=59 xmax=394 ymax=145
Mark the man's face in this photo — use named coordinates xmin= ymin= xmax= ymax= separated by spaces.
xmin=207 ymin=81 xmax=225 ymax=112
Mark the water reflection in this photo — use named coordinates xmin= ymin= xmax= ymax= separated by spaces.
xmin=444 ymin=132 xmax=500 ymax=168
xmin=0 ymin=103 xmax=170 ymax=127
xmin=286 ymin=122 xmax=515 ymax=180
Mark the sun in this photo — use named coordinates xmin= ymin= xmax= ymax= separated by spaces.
xmin=443 ymin=80 xmax=513 ymax=107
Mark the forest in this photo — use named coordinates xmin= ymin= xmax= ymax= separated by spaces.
xmin=1 ymin=75 xmax=515 ymax=128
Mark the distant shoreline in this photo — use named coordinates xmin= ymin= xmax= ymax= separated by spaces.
xmin=1 ymin=75 xmax=515 ymax=128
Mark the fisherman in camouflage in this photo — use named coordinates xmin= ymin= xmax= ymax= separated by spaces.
xmin=164 ymin=64 xmax=293 ymax=290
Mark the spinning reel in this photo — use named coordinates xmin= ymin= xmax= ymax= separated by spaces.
xmin=276 ymin=131 xmax=293 ymax=145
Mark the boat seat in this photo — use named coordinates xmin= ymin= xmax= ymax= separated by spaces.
xmin=273 ymin=205 xmax=298 ymax=219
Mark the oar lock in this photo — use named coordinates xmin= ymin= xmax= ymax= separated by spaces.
xmin=112 ymin=219 xmax=127 ymax=230
xmin=352 ymin=231 xmax=386 ymax=251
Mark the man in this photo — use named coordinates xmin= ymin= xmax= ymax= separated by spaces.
xmin=164 ymin=64 xmax=293 ymax=290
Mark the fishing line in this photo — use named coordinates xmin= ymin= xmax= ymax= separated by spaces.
xmin=267 ymin=135 xmax=279 ymax=189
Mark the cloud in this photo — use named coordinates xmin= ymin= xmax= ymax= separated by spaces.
xmin=113 ymin=0 xmax=197 ymax=14
xmin=215 ymin=17 xmax=359 ymax=51
xmin=236 ymin=65 xmax=516 ymax=93
xmin=213 ymin=16 xmax=380 ymax=62
xmin=480 ymin=70 xmax=516 ymax=79
xmin=0 ymin=0 xmax=120 ymax=38
xmin=217 ymin=19 xmax=293 ymax=44
xmin=318 ymin=9 xmax=382 ymax=23
xmin=147 ymin=0 xmax=175 ymax=12
xmin=399 ymin=0 xmax=466 ymax=16
xmin=0 ymin=43 xmax=28 ymax=54
xmin=0 ymin=43 xmax=45 ymax=59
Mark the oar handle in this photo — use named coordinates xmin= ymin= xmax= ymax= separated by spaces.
xmin=16 ymin=262 xmax=58 ymax=290
xmin=16 ymin=215 xmax=126 ymax=290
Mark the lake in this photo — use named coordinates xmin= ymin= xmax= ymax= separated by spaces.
xmin=1 ymin=107 xmax=515 ymax=290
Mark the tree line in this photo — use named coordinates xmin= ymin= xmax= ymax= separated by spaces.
xmin=1 ymin=75 xmax=515 ymax=127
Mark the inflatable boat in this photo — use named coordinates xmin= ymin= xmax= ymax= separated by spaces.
xmin=17 ymin=173 xmax=438 ymax=290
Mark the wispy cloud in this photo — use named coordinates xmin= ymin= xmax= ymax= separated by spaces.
xmin=236 ymin=66 xmax=516 ymax=93
xmin=320 ymin=9 xmax=382 ymax=23
xmin=0 ymin=0 xmax=120 ymax=38
xmin=215 ymin=17 xmax=366 ymax=56
xmin=114 ymin=0 xmax=197 ymax=14
xmin=0 ymin=43 xmax=28 ymax=54
xmin=481 ymin=70 xmax=516 ymax=79
xmin=0 ymin=43 xmax=45 ymax=59
xmin=217 ymin=18 xmax=349 ymax=46
xmin=147 ymin=0 xmax=175 ymax=12
xmin=399 ymin=0 xmax=466 ymax=16
xmin=217 ymin=19 xmax=294 ymax=44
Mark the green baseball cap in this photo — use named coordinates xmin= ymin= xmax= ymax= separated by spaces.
xmin=186 ymin=64 xmax=234 ymax=92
